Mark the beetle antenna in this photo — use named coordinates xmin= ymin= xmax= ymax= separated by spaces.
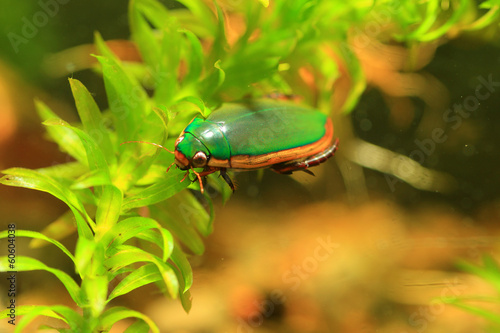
xmin=121 ymin=140 xmax=174 ymax=154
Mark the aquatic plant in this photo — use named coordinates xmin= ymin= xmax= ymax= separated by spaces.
xmin=446 ymin=256 xmax=500 ymax=331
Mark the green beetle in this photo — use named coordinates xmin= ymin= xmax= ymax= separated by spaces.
xmin=173 ymin=99 xmax=338 ymax=193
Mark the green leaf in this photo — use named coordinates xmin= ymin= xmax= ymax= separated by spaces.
xmin=0 ymin=256 xmax=81 ymax=305
xmin=0 ymin=168 xmax=94 ymax=238
xmin=151 ymin=106 xmax=171 ymax=134
xmin=122 ymin=171 xmax=189 ymax=211
xmin=75 ymin=187 xmax=99 ymax=207
xmin=129 ymin=0 xmax=162 ymax=70
xmin=93 ymin=31 xmax=121 ymax=61
xmin=176 ymin=0 xmax=216 ymax=35
xmin=465 ymin=5 xmax=500 ymax=31
xmin=176 ymin=96 xmax=211 ymax=118
xmin=30 ymin=210 xmax=77 ymax=248
xmin=135 ymin=228 xmax=174 ymax=261
xmin=99 ymin=306 xmax=160 ymax=333
xmin=176 ymin=190 xmax=211 ymax=236
xmin=45 ymin=119 xmax=111 ymax=179
xmin=0 ymin=230 xmax=75 ymax=264
xmin=133 ymin=0 xmax=171 ymax=29
xmin=203 ymin=189 xmax=216 ymax=232
xmin=0 ymin=306 xmax=51 ymax=325
xmin=154 ymin=26 xmax=183 ymax=106
xmin=179 ymin=287 xmax=192 ymax=313
xmin=94 ymin=34 xmax=149 ymax=143
xmin=96 ymin=185 xmax=123 ymax=234
xmin=71 ymin=169 xmax=114 ymax=190
xmin=418 ymin=0 xmax=470 ymax=41
xmin=0 ymin=305 xmax=82 ymax=333
xmin=37 ymin=162 xmax=88 ymax=181
xmin=108 ymin=263 xmax=163 ymax=302
xmin=204 ymin=171 xmax=233 ymax=206
xmin=114 ymin=146 xmax=160 ymax=193
xmin=74 ymin=237 xmax=96 ymax=276
xmin=207 ymin=2 xmax=228 ymax=65
xmin=180 ymin=29 xmax=204 ymax=85
xmin=458 ymin=256 xmax=500 ymax=293
xmin=406 ymin=0 xmax=440 ymax=39
xmin=451 ymin=302 xmax=500 ymax=324
xmin=35 ymin=100 xmax=87 ymax=165
xmin=124 ymin=319 xmax=152 ymax=333
xmin=134 ymin=228 xmax=163 ymax=246
xmin=259 ymin=0 xmax=269 ymax=7
xmin=168 ymin=253 xmax=193 ymax=313
xmin=199 ymin=60 xmax=225 ymax=100
xmin=82 ymin=274 xmax=108 ymax=318
xmin=222 ymin=56 xmax=280 ymax=96
xmin=101 ymin=216 xmax=174 ymax=261
xmin=170 ymin=243 xmax=193 ymax=293
xmin=333 ymin=43 xmax=365 ymax=114
xmin=105 ymin=245 xmax=179 ymax=298
xmin=150 ymin=204 xmax=205 ymax=255
xmin=481 ymin=0 xmax=500 ymax=7
xmin=69 ymin=78 xmax=116 ymax=167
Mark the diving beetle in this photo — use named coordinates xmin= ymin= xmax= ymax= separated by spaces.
xmin=172 ymin=99 xmax=339 ymax=193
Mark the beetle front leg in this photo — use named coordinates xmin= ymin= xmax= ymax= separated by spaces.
xmin=272 ymin=138 xmax=339 ymax=174
xmin=190 ymin=169 xmax=205 ymax=193
xmin=192 ymin=167 xmax=220 ymax=194
xmin=198 ymin=167 xmax=235 ymax=192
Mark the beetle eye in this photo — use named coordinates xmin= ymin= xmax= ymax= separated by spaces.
xmin=192 ymin=151 xmax=208 ymax=168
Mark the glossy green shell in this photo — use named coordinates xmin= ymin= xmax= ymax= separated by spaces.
xmin=177 ymin=99 xmax=329 ymax=161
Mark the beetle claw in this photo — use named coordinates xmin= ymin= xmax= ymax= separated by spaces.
xmin=301 ymin=169 xmax=315 ymax=176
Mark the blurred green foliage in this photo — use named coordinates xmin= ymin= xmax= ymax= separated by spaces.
xmin=446 ymin=256 xmax=500 ymax=331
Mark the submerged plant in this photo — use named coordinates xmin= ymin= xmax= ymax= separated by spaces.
xmin=445 ymin=256 xmax=500 ymax=331
xmin=1 ymin=0 xmax=498 ymax=331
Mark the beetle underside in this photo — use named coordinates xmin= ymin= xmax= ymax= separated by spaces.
xmin=187 ymin=138 xmax=340 ymax=193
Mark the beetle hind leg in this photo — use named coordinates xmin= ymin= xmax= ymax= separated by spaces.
xmin=272 ymin=138 xmax=339 ymax=175
xmin=301 ymin=169 xmax=316 ymax=176
xmin=219 ymin=168 xmax=235 ymax=193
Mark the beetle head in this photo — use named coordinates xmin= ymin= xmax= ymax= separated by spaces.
xmin=174 ymin=133 xmax=210 ymax=170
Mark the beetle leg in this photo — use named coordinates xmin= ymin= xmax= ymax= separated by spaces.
xmin=180 ymin=170 xmax=191 ymax=182
xmin=178 ymin=166 xmax=234 ymax=194
xmin=219 ymin=168 xmax=235 ymax=193
xmin=190 ymin=168 xmax=205 ymax=193
xmin=272 ymin=138 xmax=339 ymax=174
xmin=302 ymin=169 xmax=316 ymax=176
xmin=190 ymin=167 xmax=221 ymax=194
xmin=166 ymin=161 xmax=176 ymax=173
xmin=197 ymin=167 xmax=220 ymax=177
